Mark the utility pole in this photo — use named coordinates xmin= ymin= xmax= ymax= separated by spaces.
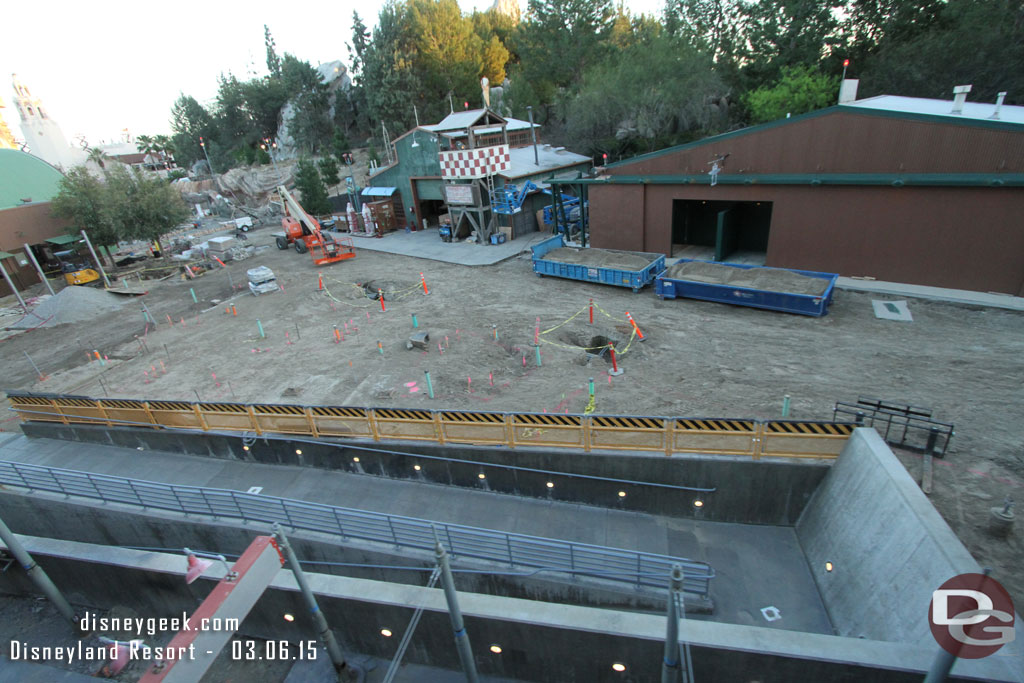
xmin=200 ymin=136 xmax=215 ymax=176
xmin=273 ymin=524 xmax=356 ymax=682
xmin=526 ymin=106 xmax=539 ymax=167
xmin=435 ymin=538 xmax=479 ymax=683
xmin=0 ymin=514 xmax=79 ymax=629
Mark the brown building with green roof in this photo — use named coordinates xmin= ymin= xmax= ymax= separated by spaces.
xmin=581 ymin=92 xmax=1024 ymax=295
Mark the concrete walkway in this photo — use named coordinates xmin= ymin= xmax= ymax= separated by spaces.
xmin=342 ymin=227 xmax=552 ymax=266
xmin=0 ymin=433 xmax=832 ymax=635
xmin=834 ymin=276 xmax=1024 ymax=311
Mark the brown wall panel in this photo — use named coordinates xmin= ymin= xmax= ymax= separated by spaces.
xmin=589 ymin=184 xmax=646 ymax=251
xmin=612 ymin=110 xmax=1024 ymax=176
xmin=0 ymin=202 xmax=67 ymax=251
xmin=590 ymin=184 xmax=1024 ymax=294
xmin=0 ymin=202 xmax=68 ymax=297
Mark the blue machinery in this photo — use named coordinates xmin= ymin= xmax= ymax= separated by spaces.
xmin=490 ymin=180 xmax=589 ymax=245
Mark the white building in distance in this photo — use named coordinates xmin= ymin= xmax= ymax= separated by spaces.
xmin=11 ymin=74 xmax=85 ymax=170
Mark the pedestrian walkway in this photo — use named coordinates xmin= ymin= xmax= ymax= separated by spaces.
xmin=0 ymin=433 xmax=832 ymax=634
xmin=343 ymin=227 xmax=551 ymax=266
xmin=835 ymin=277 xmax=1024 ymax=311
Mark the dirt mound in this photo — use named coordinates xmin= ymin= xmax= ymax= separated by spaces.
xmin=9 ymin=286 xmax=129 ymax=329
xmin=665 ymin=261 xmax=829 ymax=296
xmin=542 ymin=247 xmax=657 ymax=271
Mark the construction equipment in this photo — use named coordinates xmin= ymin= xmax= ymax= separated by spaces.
xmin=273 ymin=185 xmax=355 ymax=266
xmin=54 ymin=250 xmax=102 ymax=286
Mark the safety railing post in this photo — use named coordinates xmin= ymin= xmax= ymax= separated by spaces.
xmin=228 ymin=491 xmax=242 ymax=521
xmin=445 ymin=525 xmax=456 ymax=558
xmin=569 ymin=544 xmax=576 ymax=576
xmin=84 ymin=472 xmax=101 ymax=502
xmin=387 ymin=516 xmax=398 ymax=546
xmin=51 ymin=471 xmax=69 ymax=498
xmin=367 ymin=409 xmax=381 ymax=442
xmin=506 ymin=535 xmax=514 ymax=566
xmin=333 ymin=508 xmax=346 ymax=538
xmin=170 ymin=486 xmax=186 ymax=514
xmin=127 ymin=478 xmax=144 ymax=508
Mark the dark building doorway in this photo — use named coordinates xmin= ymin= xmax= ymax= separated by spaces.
xmin=671 ymin=200 xmax=772 ymax=262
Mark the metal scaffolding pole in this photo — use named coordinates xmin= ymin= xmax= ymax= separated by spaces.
xmin=273 ymin=523 xmax=355 ymax=682
xmin=435 ymin=538 xmax=479 ymax=683
xmin=0 ymin=514 xmax=78 ymax=627
xmin=0 ymin=259 xmax=27 ymax=312
xmin=22 ymin=243 xmax=55 ymax=296
xmin=662 ymin=564 xmax=695 ymax=683
xmin=80 ymin=229 xmax=111 ymax=289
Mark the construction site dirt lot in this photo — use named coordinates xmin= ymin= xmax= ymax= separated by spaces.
xmin=2 ymin=228 xmax=1022 ymax=608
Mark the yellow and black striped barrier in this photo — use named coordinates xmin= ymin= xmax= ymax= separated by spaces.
xmin=310 ymin=406 xmax=373 ymax=439
xmin=760 ymin=421 xmax=854 ymax=459
xmin=7 ymin=392 xmax=857 ymax=460
xmin=673 ymin=419 xmax=758 ymax=457
xmin=589 ymin=415 xmax=666 ymax=452
xmin=371 ymin=407 xmax=436 ymax=442
xmin=439 ymin=410 xmax=508 ymax=446
xmin=511 ymin=413 xmax=585 ymax=449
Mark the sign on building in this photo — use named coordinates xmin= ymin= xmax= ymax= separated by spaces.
xmin=443 ymin=184 xmax=480 ymax=206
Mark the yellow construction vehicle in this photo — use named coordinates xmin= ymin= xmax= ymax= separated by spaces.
xmin=54 ymin=250 xmax=102 ymax=286
xmin=61 ymin=261 xmax=101 ymax=286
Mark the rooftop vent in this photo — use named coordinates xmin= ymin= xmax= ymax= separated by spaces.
xmin=990 ymin=91 xmax=1007 ymax=120
xmin=838 ymin=79 xmax=859 ymax=104
xmin=951 ymin=84 xmax=972 ymax=115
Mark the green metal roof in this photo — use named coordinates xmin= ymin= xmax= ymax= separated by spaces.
xmin=46 ymin=234 xmax=80 ymax=245
xmin=550 ymin=173 xmax=1024 ymax=188
xmin=0 ymin=149 xmax=64 ymax=210
xmin=0 ymin=251 xmax=16 ymax=259
xmin=607 ymin=105 xmax=1024 ymax=170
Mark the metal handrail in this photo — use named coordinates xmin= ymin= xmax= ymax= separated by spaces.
xmin=0 ymin=460 xmax=714 ymax=595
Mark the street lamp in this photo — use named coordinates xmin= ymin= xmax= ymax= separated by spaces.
xmin=261 ymin=138 xmax=281 ymax=182
xmin=199 ymin=136 xmax=214 ymax=177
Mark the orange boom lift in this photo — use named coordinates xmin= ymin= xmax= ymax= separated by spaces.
xmin=274 ymin=185 xmax=355 ymax=266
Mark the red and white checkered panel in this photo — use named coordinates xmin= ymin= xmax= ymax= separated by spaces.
xmin=439 ymin=144 xmax=511 ymax=179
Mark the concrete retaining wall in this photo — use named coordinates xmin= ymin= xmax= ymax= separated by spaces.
xmin=20 ymin=423 xmax=829 ymax=525
xmin=4 ymin=535 xmax=1015 ymax=682
xmin=796 ymin=429 xmax=1019 ymax=652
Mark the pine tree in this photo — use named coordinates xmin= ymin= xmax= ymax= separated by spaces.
xmin=294 ymin=159 xmax=332 ymax=215
xmin=265 ymin=25 xmax=282 ymax=77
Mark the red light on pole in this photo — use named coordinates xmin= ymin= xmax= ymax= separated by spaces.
xmin=843 ymin=59 xmax=849 ymax=67
xmin=464 ymin=101 xmax=469 ymax=109
xmin=602 ymin=153 xmax=608 ymax=164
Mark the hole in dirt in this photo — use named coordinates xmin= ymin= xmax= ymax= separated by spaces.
xmin=559 ymin=331 xmax=618 ymax=353
xmin=559 ymin=330 xmax=619 ymax=365
xmin=281 ymin=387 xmax=303 ymax=397
xmin=361 ymin=280 xmax=409 ymax=301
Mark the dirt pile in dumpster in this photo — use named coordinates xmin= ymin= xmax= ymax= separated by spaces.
xmin=665 ymin=261 xmax=829 ymax=296
xmin=542 ymin=247 xmax=656 ymax=271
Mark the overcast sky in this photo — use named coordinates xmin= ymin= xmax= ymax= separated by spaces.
xmin=1 ymin=0 xmax=664 ymax=146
